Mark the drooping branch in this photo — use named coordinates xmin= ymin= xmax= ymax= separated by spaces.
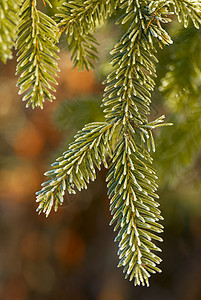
xmin=33 ymin=0 xmax=200 ymax=286
xmin=0 ymin=0 xmax=19 ymax=63
xmin=57 ymin=0 xmax=120 ymax=70
xmin=36 ymin=122 xmax=115 ymax=216
xmin=16 ymin=0 xmax=60 ymax=108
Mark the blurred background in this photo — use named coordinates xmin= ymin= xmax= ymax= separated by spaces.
xmin=1 ymin=7 xmax=201 ymax=300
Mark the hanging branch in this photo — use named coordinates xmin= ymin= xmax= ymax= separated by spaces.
xmin=171 ymin=0 xmax=201 ymax=28
xmin=36 ymin=122 xmax=115 ymax=216
xmin=57 ymin=0 xmax=120 ymax=70
xmin=1 ymin=0 xmax=201 ymax=287
xmin=16 ymin=0 xmax=60 ymax=108
xmin=0 ymin=0 xmax=19 ymax=63
xmin=102 ymin=0 xmax=173 ymax=286
xmin=36 ymin=0 xmax=173 ymax=286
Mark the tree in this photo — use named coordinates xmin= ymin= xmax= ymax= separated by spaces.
xmin=1 ymin=0 xmax=201 ymax=287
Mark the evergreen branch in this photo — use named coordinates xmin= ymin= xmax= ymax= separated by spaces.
xmin=16 ymin=0 xmax=60 ymax=109
xmin=0 ymin=0 xmax=19 ymax=63
xmin=57 ymin=0 xmax=120 ymax=70
xmin=107 ymin=134 xmax=163 ymax=287
xmin=33 ymin=0 xmax=201 ymax=286
xmin=36 ymin=122 xmax=115 ymax=216
xmin=101 ymin=0 xmax=173 ymax=285
xmin=37 ymin=0 xmax=173 ymax=285
xmin=171 ymin=0 xmax=201 ymax=28
xmin=102 ymin=1 xmax=172 ymax=126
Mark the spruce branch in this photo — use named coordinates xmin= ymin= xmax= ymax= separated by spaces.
xmin=101 ymin=0 xmax=173 ymax=286
xmin=36 ymin=0 xmax=173 ymax=286
xmin=102 ymin=0 xmax=172 ymax=124
xmin=171 ymin=0 xmax=201 ymax=28
xmin=107 ymin=134 xmax=163 ymax=287
xmin=57 ymin=0 xmax=120 ymax=70
xmin=0 ymin=0 xmax=19 ymax=63
xmin=16 ymin=0 xmax=60 ymax=109
xmin=32 ymin=0 xmax=199 ymax=286
xmin=36 ymin=122 xmax=115 ymax=216
xmin=1 ymin=0 xmax=201 ymax=287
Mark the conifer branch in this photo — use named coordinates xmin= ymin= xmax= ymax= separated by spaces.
xmin=107 ymin=134 xmax=163 ymax=287
xmin=101 ymin=0 xmax=174 ymax=286
xmin=36 ymin=122 xmax=115 ymax=216
xmin=0 ymin=0 xmax=19 ymax=63
xmin=57 ymin=0 xmax=120 ymax=70
xmin=32 ymin=0 xmax=199 ymax=286
xmin=171 ymin=0 xmax=201 ymax=28
xmin=1 ymin=0 xmax=201 ymax=287
xmin=16 ymin=0 xmax=60 ymax=109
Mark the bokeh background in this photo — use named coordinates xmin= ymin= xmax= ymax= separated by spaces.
xmin=1 ymin=8 xmax=201 ymax=300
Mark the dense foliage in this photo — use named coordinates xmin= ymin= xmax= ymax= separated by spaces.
xmin=1 ymin=0 xmax=201 ymax=286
